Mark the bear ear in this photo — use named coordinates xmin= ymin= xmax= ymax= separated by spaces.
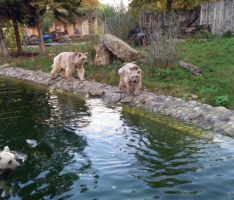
xmin=4 ymin=146 xmax=10 ymax=152
xmin=84 ymin=52 xmax=88 ymax=56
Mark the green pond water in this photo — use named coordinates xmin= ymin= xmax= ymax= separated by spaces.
xmin=0 ymin=78 xmax=234 ymax=200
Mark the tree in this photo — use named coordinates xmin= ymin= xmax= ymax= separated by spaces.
xmin=0 ymin=22 xmax=10 ymax=56
xmin=129 ymin=0 xmax=212 ymax=14
xmin=0 ymin=0 xmax=27 ymax=55
xmin=115 ymin=0 xmax=126 ymax=14
xmin=24 ymin=0 xmax=81 ymax=55
xmin=80 ymin=0 xmax=101 ymax=8
xmin=166 ymin=0 xmax=173 ymax=13
xmin=97 ymin=5 xmax=116 ymax=21
xmin=97 ymin=5 xmax=116 ymax=33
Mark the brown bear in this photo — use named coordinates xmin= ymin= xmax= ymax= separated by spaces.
xmin=51 ymin=52 xmax=88 ymax=80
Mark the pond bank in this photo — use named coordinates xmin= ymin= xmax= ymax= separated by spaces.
xmin=0 ymin=66 xmax=233 ymax=136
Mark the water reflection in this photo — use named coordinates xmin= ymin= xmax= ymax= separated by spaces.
xmin=1 ymin=78 xmax=234 ymax=199
xmin=44 ymin=91 xmax=91 ymax=131
xmin=0 ymin=79 xmax=93 ymax=199
xmin=121 ymin=113 xmax=200 ymax=188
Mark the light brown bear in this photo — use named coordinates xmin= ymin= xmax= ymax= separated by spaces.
xmin=118 ymin=62 xmax=142 ymax=95
xmin=51 ymin=52 xmax=88 ymax=80
xmin=0 ymin=146 xmax=20 ymax=175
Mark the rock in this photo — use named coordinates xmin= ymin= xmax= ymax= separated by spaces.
xmin=187 ymin=113 xmax=198 ymax=120
xmin=48 ymin=53 xmax=56 ymax=57
xmin=230 ymin=116 xmax=234 ymax=121
xmin=103 ymin=90 xmax=122 ymax=103
xmin=103 ymin=34 xmax=140 ymax=62
xmin=89 ymin=88 xmax=105 ymax=97
xmin=216 ymin=106 xmax=228 ymax=112
xmin=217 ymin=113 xmax=231 ymax=122
xmin=120 ymin=95 xmax=134 ymax=103
xmin=0 ymin=63 xmax=10 ymax=68
xmin=191 ymin=94 xmax=198 ymax=99
xmin=26 ymin=139 xmax=38 ymax=148
xmin=94 ymin=44 xmax=112 ymax=65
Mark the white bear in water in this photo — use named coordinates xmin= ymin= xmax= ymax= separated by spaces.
xmin=0 ymin=146 xmax=20 ymax=175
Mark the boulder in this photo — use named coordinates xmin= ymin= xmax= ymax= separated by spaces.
xmin=89 ymin=88 xmax=105 ymax=97
xmin=94 ymin=44 xmax=112 ymax=65
xmin=103 ymin=34 xmax=139 ymax=62
xmin=0 ymin=63 xmax=10 ymax=68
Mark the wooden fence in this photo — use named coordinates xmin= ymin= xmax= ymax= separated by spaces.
xmin=200 ymin=0 xmax=234 ymax=35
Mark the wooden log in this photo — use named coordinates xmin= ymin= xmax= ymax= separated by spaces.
xmin=179 ymin=61 xmax=202 ymax=76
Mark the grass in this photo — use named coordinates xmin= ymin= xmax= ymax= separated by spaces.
xmin=0 ymin=36 xmax=234 ymax=109
xmin=140 ymin=36 xmax=234 ymax=109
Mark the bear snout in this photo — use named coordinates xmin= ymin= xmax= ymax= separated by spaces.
xmin=16 ymin=161 xmax=21 ymax=168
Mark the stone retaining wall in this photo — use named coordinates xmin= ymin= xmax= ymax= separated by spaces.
xmin=0 ymin=67 xmax=233 ymax=136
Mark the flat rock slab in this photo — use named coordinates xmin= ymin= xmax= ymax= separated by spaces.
xmin=0 ymin=67 xmax=234 ymax=136
xmin=103 ymin=34 xmax=139 ymax=62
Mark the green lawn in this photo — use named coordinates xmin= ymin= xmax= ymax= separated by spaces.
xmin=0 ymin=37 xmax=234 ymax=109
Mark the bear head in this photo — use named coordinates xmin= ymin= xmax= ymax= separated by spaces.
xmin=128 ymin=65 xmax=141 ymax=85
xmin=0 ymin=146 xmax=20 ymax=173
xmin=73 ymin=52 xmax=88 ymax=66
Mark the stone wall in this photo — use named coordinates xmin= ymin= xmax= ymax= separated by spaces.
xmin=0 ymin=67 xmax=233 ymax=136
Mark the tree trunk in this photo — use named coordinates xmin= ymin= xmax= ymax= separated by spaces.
xmin=35 ymin=5 xmax=46 ymax=55
xmin=166 ymin=0 xmax=173 ymax=13
xmin=12 ymin=18 xmax=23 ymax=55
xmin=0 ymin=23 xmax=10 ymax=56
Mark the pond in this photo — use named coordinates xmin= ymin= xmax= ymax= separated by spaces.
xmin=0 ymin=78 xmax=234 ymax=200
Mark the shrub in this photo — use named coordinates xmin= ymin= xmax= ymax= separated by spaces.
xmin=222 ymin=30 xmax=233 ymax=38
xmin=214 ymin=95 xmax=229 ymax=107
xmin=145 ymin=12 xmax=180 ymax=68
xmin=157 ymin=68 xmax=172 ymax=79
xmin=194 ymin=31 xmax=214 ymax=39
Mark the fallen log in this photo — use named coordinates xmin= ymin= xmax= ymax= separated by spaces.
xmin=179 ymin=61 xmax=202 ymax=76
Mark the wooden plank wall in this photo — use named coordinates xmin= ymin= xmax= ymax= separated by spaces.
xmin=140 ymin=10 xmax=195 ymax=29
xmin=200 ymin=0 xmax=234 ymax=35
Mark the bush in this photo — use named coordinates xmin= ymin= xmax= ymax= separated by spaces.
xmin=214 ymin=95 xmax=229 ymax=107
xmin=194 ymin=31 xmax=214 ymax=39
xmin=222 ymin=30 xmax=233 ymax=38
xmin=157 ymin=68 xmax=172 ymax=79
xmin=145 ymin=12 xmax=180 ymax=68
